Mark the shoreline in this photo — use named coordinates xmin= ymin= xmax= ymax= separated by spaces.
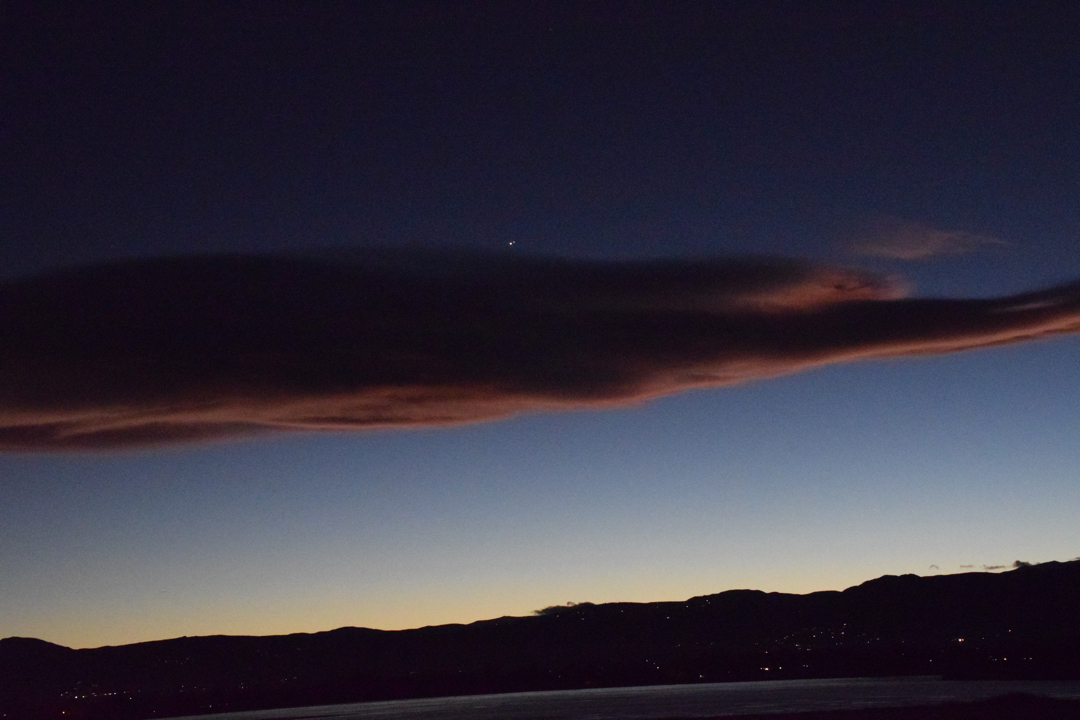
xmin=667 ymin=692 xmax=1080 ymax=720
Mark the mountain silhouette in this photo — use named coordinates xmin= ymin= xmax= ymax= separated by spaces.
xmin=3 ymin=561 xmax=1079 ymax=719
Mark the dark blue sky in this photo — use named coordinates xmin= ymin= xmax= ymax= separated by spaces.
xmin=2 ymin=2 xmax=1079 ymax=647
xmin=6 ymin=4 xmax=1078 ymax=281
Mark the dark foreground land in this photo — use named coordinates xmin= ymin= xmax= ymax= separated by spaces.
xmin=3 ymin=561 xmax=1079 ymax=720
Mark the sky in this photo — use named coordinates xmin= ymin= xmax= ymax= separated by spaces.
xmin=2 ymin=2 xmax=1080 ymax=649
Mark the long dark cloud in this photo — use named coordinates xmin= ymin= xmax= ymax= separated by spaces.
xmin=3 ymin=251 xmax=1080 ymax=450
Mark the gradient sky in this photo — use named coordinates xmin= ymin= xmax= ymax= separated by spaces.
xmin=3 ymin=2 xmax=1080 ymax=649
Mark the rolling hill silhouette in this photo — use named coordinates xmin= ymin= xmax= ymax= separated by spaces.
xmin=3 ymin=561 xmax=1079 ymax=719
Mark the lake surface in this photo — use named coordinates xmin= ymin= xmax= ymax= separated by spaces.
xmin=164 ymin=677 xmax=1080 ymax=720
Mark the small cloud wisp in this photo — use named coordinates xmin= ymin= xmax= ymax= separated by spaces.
xmin=3 ymin=251 xmax=1080 ymax=450
xmin=848 ymin=217 xmax=1006 ymax=260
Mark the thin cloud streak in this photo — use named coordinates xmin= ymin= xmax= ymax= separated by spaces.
xmin=3 ymin=251 xmax=1080 ymax=451
xmin=848 ymin=217 xmax=1006 ymax=260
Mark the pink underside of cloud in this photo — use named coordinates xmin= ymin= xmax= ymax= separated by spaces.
xmin=2 ymin=255 xmax=1080 ymax=450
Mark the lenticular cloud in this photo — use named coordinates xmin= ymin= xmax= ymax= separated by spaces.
xmin=3 ymin=250 xmax=1080 ymax=450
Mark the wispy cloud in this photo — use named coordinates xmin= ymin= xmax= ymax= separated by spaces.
xmin=981 ymin=561 xmax=1036 ymax=571
xmin=848 ymin=216 xmax=1006 ymax=260
xmin=3 ymin=250 xmax=1080 ymax=450
xmin=972 ymin=561 xmax=1036 ymax=569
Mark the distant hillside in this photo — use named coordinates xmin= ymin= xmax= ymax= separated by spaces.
xmin=3 ymin=561 xmax=1079 ymax=720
